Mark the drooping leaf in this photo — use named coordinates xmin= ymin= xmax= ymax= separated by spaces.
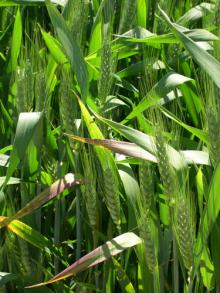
xmin=200 ymin=247 xmax=214 ymax=290
xmin=159 ymin=7 xmax=220 ymax=89
xmin=0 ymin=154 xmax=9 ymax=167
xmin=27 ymin=232 xmax=142 ymax=288
xmin=10 ymin=7 xmax=22 ymax=72
xmin=0 ymin=272 xmax=17 ymax=286
xmin=0 ymin=176 xmax=21 ymax=187
xmin=177 ymin=3 xmax=214 ymax=25
xmin=46 ymin=1 xmax=88 ymax=100
xmin=117 ymin=26 xmax=218 ymax=45
xmin=3 ymin=112 xmax=43 ymax=189
xmin=6 ymin=219 xmax=60 ymax=256
xmin=0 ymin=173 xmax=80 ymax=227
xmin=41 ymin=29 xmax=67 ymax=65
xmin=66 ymin=134 xmax=210 ymax=166
xmin=122 ymin=72 xmax=192 ymax=123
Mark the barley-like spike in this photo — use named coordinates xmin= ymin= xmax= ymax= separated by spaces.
xmin=118 ymin=0 xmax=137 ymax=34
xmin=98 ymin=40 xmax=112 ymax=106
xmin=83 ymin=180 xmax=97 ymax=229
xmin=59 ymin=68 xmax=77 ymax=148
xmin=138 ymin=213 xmax=157 ymax=273
xmin=207 ymin=106 xmax=220 ymax=166
xmin=155 ymin=130 xmax=177 ymax=202
xmin=139 ymin=162 xmax=154 ymax=210
xmin=81 ymin=147 xmax=97 ymax=229
xmin=63 ymin=0 xmax=89 ymax=47
xmin=103 ymin=167 xmax=121 ymax=227
xmin=175 ymin=196 xmax=194 ymax=270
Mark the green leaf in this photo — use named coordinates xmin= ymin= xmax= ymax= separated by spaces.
xmin=10 ymin=7 xmax=22 ymax=72
xmin=195 ymin=162 xmax=220 ymax=276
xmin=159 ymin=7 xmax=220 ymax=89
xmin=7 ymin=219 xmax=61 ymax=258
xmin=66 ymin=134 xmax=210 ymax=166
xmin=0 ymin=176 xmax=21 ymax=187
xmin=0 ymin=155 xmax=9 ymax=167
xmin=161 ymin=108 xmax=208 ymax=143
xmin=112 ymin=257 xmax=136 ymax=293
xmin=117 ymin=26 xmax=218 ymax=45
xmin=0 ymin=272 xmax=17 ymax=286
xmin=200 ymin=247 xmax=214 ymax=290
xmin=122 ymin=72 xmax=192 ymax=123
xmin=27 ymin=232 xmax=142 ymax=288
xmin=0 ymin=173 xmax=80 ymax=227
xmin=0 ymin=0 xmax=67 ymax=6
xmin=46 ymin=1 xmax=88 ymax=100
xmin=92 ymin=114 xmax=187 ymax=173
xmin=177 ymin=3 xmax=214 ymax=25
xmin=3 ymin=112 xmax=43 ymax=189
xmin=41 ymin=29 xmax=67 ymax=65
xmin=77 ymin=97 xmax=116 ymax=170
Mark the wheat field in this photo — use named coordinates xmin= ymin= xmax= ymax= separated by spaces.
xmin=0 ymin=0 xmax=219 ymax=292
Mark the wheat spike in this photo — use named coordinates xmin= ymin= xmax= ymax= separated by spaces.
xmin=155 ymin=130 xmax=177 ymax=203
xmin=207 ymin=105 xmax=220 ymax=166
xmin=175 ymin=196 xmax=194 ymax=270
xmin=138 ymin=213 xmax=157 ymax=273
xmin=81 ymin=147 xmax=97 ymax=229
xmin=103 ymin=167 xmax=121 ymax=228
xmin=139 ymin=162 xmax=154 ymax=210
xmin=98 ymin=41 xmax=112 ymax=106
xmin=119 ymin=0 xmax=137 ymax=34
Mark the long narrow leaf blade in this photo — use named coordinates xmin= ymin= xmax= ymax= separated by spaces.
xmin=159 ymin=7 xmax=220 ymax=89
xmin=27 ymin=232 xmax=142 ymax=288
xmin=66 ymin=134 xmax=210 ymax=166
xmin=0 ymin=173 xmax=80 ymax=227
xmin=46 ymin=1 xmax=88 ymax=100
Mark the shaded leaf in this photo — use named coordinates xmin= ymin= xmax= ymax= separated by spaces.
xmin=0 ymin=272 xmax=17 ymax=286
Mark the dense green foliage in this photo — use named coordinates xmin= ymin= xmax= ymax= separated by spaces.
xmin=1 ymin=0 xmax=220 ymax=292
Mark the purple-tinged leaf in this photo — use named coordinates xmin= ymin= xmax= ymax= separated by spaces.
xmin=27 ymin=232 xmax=142 ymax=288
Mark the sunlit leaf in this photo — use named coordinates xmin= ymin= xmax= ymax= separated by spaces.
xmin=27 ymin=232 xmax=142 ymax=288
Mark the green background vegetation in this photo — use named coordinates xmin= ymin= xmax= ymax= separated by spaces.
xmin=0 ymin=0 xmax=220 ymax=292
